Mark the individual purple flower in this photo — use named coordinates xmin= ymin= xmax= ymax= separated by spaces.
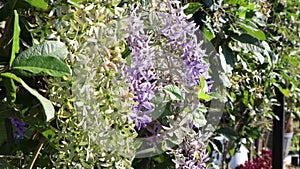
xmin=9 ymin=117 xmax=28 ymax=139
xmin=263 ymin=27 xmax=269 ymax=32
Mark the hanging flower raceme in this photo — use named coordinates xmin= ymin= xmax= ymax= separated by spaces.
xmin=124 ymin=2 xmax=212 ymax=166
xmin=126 ymin=1 xmax=212 ymax=131
xmin=157 ymin=1 xmax=212 ymax=89
xmin=125 ymin=8 xmax=156 ymax=130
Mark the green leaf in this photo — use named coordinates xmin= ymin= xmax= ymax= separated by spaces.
xmin=238 ymin=20 xmax=266 ymax=41
xmin=271 ymin=80 xmax=290 ymax=98
xmin=20 ymin=80 xmax=54 ymax=121
xmin=184 ymin=2 xmax=202 ymax=15
xmin=279 ymin=70 xmax=296 ymax=86
xmin=237 ymin=7 xmax=247 ymax=18
xmin=198 ymin=91 xmax=211 ymax=101
xmin=218 ymin=127 xmax=238 ymax=140
xmin=192 ymin=109 xmax=207 ymax=128
xmin=25 ymin=0 xmax=48 ymax=9
xmin=277 ymin=86 xmax=290 ymax=98
xmin=242 ymin=90 xmax=249 ymax=106
xmin=163 ymin=85 xmax=183 ymax=100
xmin=220 ymin=45 xmax=234 ymax=73
xmin=245 ymin=126 xmax=260 ymax=138
xmin=13 ymin=41 xmax=68 ymax=66
xmin=254 ymin=51 xmax=264 ymax=64
xmin=204 ymin=27 xmax=215 ymax=41
xmin=125 ymin=54 xmax=131 ymax=67
xmin=224 ymin=0 xmax=248 ymax=6
xmin=0 ymin=73 xmax=55 ymax=121
xmin=229 ymin=147 xmax=236 ymax=157
xmin=230 ymin=32 xmax=260 ymax=46
xmin=246 ymin=3 xmax=255 ymax=10
xmin=10 ymin=10 xmax=20 ymax=67
xmin=210 ymin=139 xmax=223 ymax=153
xmin=122 ymin=45 xmax=131 ymax=58
xmin=236 ymin=3 xmax=255 ymax=18
xmin=69 ymin=0 xmax=85 ymax=3
xmin=66 ymin=0 xmax=84 ymax=8
xmin=198 ymin=76 xmax=211 ymax=101
xmin=13 ymin=55 xmax=71 ymax=77
xmin=42 ymin=129 xmax=56 ymax=142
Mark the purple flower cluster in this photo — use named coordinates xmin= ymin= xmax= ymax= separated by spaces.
xmin=126 ymin=9 xmax=156 ymax=130
xmin=157 ymin=2 xmax=212 ymax=88
xmin=9 ymin=117 xmax=27 ymax=139
xmin=126 ymin=2 xmax=213 ymax=131
xmin=171 ymin=132 xmax=209 ymax=169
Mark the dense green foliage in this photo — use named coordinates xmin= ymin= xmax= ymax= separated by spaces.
xmin=196 ymin=0 xmax=300 ymax=167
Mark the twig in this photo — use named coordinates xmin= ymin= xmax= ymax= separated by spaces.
xmin=26 ymin=136 xmax=46 ymax=169
xmin=264 ymin=131 xmax=270 ymax=148
xmin=20 ymin=154 xmax=25 ymax=169
xmin=0 ymin=155 xmax=24 ymax=159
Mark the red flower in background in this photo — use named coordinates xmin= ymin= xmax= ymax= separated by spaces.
xmin=236 ymin=149 xmax=272 ymax=169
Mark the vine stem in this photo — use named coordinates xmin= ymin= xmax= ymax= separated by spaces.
xmin=26 ymin=136 xmax=46 ymax=169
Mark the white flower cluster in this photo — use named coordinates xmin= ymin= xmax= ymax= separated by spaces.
xmin=34 ymin=0 xmax=137 ymax=168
